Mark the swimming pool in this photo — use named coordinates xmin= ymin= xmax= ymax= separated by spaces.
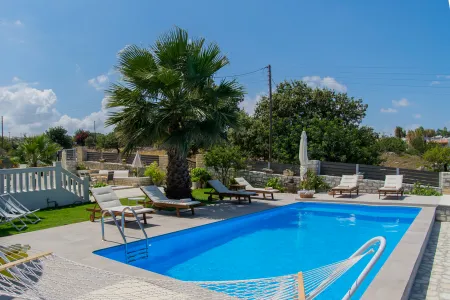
xmin=95 ymin=202 xmax=420 ymax=299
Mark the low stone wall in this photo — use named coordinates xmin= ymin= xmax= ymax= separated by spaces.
xmin=113 ymin=177 xmax=151 ymax=187
xmin=82 ymin=161 xmax=132 ymax=171
xmin=234 ymin=170 xmax=441 ymax=194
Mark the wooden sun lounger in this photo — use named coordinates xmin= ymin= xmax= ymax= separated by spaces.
xmin=331 ymin=186 xmax=359 ymax=198
xmin=234 ymin=177 xmax=279 ymax=200
xmin=330 ymin=175 xmax=359 ymax=198
xmin=378 ymin=175 xmax=404 ymax=200
xmin=206 ymin=180 xmax=256 ymax=204
xmin=140 ymin=186 xmax=202 ymax=217
xmin=89 ymin=186 xmax=153 ymax=225
xmin=378 ymin=187 xmax=404 ymax=200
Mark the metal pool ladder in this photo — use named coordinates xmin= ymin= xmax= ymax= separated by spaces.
xmin=101 ymin=207 xmax=149 ymax=263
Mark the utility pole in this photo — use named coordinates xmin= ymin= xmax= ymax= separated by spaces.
xmin=1 ymin=116 xmax=3 ymax=149
xmin=268 ymin=65 xmax=272 ymax=169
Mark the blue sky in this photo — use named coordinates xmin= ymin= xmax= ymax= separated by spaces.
xmin=1 ymin=0 xmax=450 ymax=136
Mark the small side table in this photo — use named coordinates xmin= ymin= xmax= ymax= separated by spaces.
xmin=229 ymin=184 xmax=246 ymax=191
xmin=127 ymin=197 xmax=147 ymax=206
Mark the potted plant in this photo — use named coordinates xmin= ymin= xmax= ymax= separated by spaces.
xmin=144 ymin=162 xmax=166 ymax=186
xmin=298 ymin=170 xmax=329 ymax=198
xmin=190 ymin=167 xmax=211 ymax=189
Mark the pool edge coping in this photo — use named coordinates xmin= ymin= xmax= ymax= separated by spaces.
xmin=361 ymin=206 xmax=435 ymax=300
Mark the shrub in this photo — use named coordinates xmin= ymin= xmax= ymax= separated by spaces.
xmin=266 ymin=177 xmax=284 ymax=192
xmin=204 ymin=145 xmax=246 ymax=185
xmin=407 ymin=182 xmax=442 ymax=196
xmin=76 ymin=163 xmax=88 ymax=170
xmin=144 ymin=162 xmax=166 ymax=186
xmin=93 ymin=182 xmax=108 ymax=188
xmin=299 ymin=170 xmax=329 ymax=191
xmin=190 ymin=168 xmax=211 ymax=187
xmin=377 ymin=137 xmax=407 ymax=154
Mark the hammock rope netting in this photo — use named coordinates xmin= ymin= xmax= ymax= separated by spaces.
xmin=0 ymin=243 xmax=374 ymax=300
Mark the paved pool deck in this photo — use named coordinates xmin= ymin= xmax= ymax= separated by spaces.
xmin=0 ymin=191 xmax=444 ymax=299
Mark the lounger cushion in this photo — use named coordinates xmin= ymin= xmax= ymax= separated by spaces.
xmin=141 ymin=186 xmax=201 ymax=206
xmin=91 ymin=186 xmax=122 ymax=209
xmin=247 ymin=188 xmax=279 ymax=193
xmin=379 ymin=175 xmax=403 ymax=191
xmin=208 ymin=180 xmax=256 ymax=195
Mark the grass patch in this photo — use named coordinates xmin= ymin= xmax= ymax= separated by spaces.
xmin=0 ymin=189 xmax=217 ymax=237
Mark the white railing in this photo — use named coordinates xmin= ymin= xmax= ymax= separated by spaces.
xmin=0 ymin=162 xmax=89 ymax=201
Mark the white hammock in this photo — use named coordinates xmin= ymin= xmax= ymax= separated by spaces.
xmin=0 ymin=237 xmax=385 ymax=300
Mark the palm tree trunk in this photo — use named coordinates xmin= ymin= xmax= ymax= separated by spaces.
xmin=166 ymin=148 xmax=192 ymax=199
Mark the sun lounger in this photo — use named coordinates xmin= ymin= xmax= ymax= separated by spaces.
xmin=0 ymin=193 xmax=40 ymax=224
xmin=378 ymin=175 xmax=404 ymax=199
xmin=0 ymin=205 xmax=27 ymax=232
xmin=205 ymin=180 xmax=256 ymax=204
xmin=331 ymin=175 xmax=359 ymax=198
xmin=90 ymin=186 xmax=154 ymax=224
xmin=140 ymin=185 xmax=201 ymax=217
xmin=234 ymin=177 xmax=279 ymax=200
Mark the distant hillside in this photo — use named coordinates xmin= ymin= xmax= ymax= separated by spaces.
xmin=380 ymin=152 xmax=428 ymax=170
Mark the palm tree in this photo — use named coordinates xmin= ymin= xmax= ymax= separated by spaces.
xmin=17 ymin=135 xmax=61 ymax=167
xmin=106 ymin=28 xmax=244 ymax=198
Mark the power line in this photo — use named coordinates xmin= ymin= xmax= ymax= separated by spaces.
xmin=214 ymin=67 xmax=267 ymax=78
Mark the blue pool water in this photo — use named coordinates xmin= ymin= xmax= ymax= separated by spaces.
xmin=94 ymin=202 xmax=420 ymax=299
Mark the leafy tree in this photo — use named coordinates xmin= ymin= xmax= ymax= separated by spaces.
xmin=46 ymin=126 xmax=73 ymax=149
xmin=85 ymin=136 xmax=95 ymax=148
xmin=231 ymin=80 xmax=380 ymax=164
xmin=437 ymin=127 xmax=450 ymax=137
xmin=16 ymin=135 xmax=61 ymax=167
xmin=73 ymin=129 xmax=90 ymax=146
xmin=423 ymin=146 xmax=450 ymax=171
xmin=394 ymin=126 xmax=406 ymax=138
xmin=204 ymin=145 xmax=246 ymax=185
xmin=377 ymin=137 xmax=407 ymax=154
xmin=96 ymin=131 xmax=122 ymax=153
xmin=106 ymin=28 xmax=244 ymax=199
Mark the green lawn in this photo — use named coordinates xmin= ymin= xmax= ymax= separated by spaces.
xmin=0 ymin=189 xmax=217 ymax=237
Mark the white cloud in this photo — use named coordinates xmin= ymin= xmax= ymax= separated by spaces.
xmin=54 ymin=97 xmax=115 ymax=134
xmin=0 ymin=79 xmax=115 ymax=136
xmin=431 ymin=81 xmax=440 ymax=86
xmin=241 ymin=94 xmax=263 ymax=115
xmin=413 ymin=114 xmax=421 ymax=119
xmin=437 ymin=75 xmax=450 ymax=79
xmin=88 ymin=74 xmax=109 ymax=91
xmin=0 ymin=80 xmax=60 ymax=135
xmin=392 ymin=98 xmax=410 ymax=107
xmin=302 ymin=76 xmax=347 ymax=93
xmin=380 ymin=108 xmax=397 ymax=113
xmin=75 ymin=64 xmax=81 ymax=73
xmin=0 ymin=19 xmax=23 ymax=27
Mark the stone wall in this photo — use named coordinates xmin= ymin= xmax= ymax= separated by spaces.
xmin=196 ymin=154 xmax=205 ymax=168
xmin=113 ymin=177 xmax=151 ymax=187
xmin=440 ymin=172 xmax=450 ymax=194
xmin=82 ymin=161 xmax=131 ymax=171
xmin=231 ymin=170 xmax=442 ymax=194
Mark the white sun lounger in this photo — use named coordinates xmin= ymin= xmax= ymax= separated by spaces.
xmin=331 ymin=175 xmax=359 ymax=198
xmin=234 ymin=177 xmax=279 ymax=200
xmin=378 ymin=175 xmax=404 ymax=199
xmin=91 ymin=186 xmax=154 ymax=225
xmin=0 ymin=205 xmax=27 ymax=232
xmin=0 ymin=193 xmax=40 ymax=224
xmin=205 ymin=180 xmax=256 ymax=204
xmin=140 ymin=185 xmax=201 ymax=217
